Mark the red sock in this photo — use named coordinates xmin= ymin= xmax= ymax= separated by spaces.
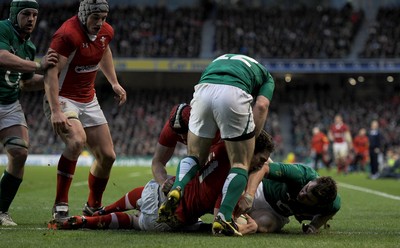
xmin=55 ymin=155 xmax=77 ymax=204
xmin=87 ymin=173 xmax=109 ymax=208
xmin=104 ymin=186 xmax=144 ymax=213
xmin=85 ymin=212 xmax=133 ymax=229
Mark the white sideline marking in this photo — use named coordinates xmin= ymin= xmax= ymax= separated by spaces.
xmin=338 ymin=182 xmax=400 ymax=201
xmin=72 ymin=181 xmax=87 ymax=187
xmin=129 ymin=172 xmax=142 ymax=177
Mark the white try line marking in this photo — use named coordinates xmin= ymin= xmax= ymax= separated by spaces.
xmin=338 ymin=182 xmax=400 ymax=201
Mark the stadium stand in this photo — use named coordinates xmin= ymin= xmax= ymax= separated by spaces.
xmin=359 ymin=6 xmax=400 ymax=58
xmin=214 ymin=3 xmax=364 ymax=58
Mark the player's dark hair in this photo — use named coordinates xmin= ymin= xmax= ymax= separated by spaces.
xmin=254 ymin=130 xmax=275 ymax=155
xmin=311 ymin=176 xmax=337 ymax=205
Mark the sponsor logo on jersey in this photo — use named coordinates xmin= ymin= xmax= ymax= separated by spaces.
xmin=75 ymin=65 xmax=99 ymax=73
xmin=100 ymin=36 xmax=106 ymax=49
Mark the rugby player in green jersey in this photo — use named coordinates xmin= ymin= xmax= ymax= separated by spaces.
xmin=159 ymin=54 xmax=274 ymax=236
xmin=0 ymin=0 xmax=57 ymax=226
xmin=236 ymin=162 xmax=340 ymax=235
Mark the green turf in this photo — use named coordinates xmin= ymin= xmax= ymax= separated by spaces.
xmin=0 ymin=165 xmax=399 ymax=248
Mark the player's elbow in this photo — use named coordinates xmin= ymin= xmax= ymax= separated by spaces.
xmin=254 ymin=96 xmax=270 ymax=113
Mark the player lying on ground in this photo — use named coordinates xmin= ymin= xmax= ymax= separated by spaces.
xmin=237 ymin=162 xmax=341 ymax=234
xmin=48 ymin=130 xmax=274 ymax=234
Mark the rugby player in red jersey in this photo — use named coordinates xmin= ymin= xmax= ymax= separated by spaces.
xmin=328 ymin=114 xmax=352 ymax=173
xmin=43 ymin=0 xmax=126 ymax=221
xmin=49 ymin=130 xmax=273 ymax=233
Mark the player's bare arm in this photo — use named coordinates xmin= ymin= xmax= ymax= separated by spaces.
xmin=236 ymin=162 xmax=270 ymax=216
xmin=0 ymin=49 xmax=54 ymax=73
xmin=43 ymin=53 xmax=71 ymax=135
xmin=19 ymin=50 xmax=59 ymax=91
xmin=151 ymin=143 xmax=175 ymax=189
xmin=19 ymin=74 xmax=44 ymax=91
xmin=98 ymin=45 xmax=126 ymax=105
xmin=252 ymin=95 xmax=270 ymax=137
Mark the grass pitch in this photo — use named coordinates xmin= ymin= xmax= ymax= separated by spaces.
xmin=0 ymin=165 xmax=399 ymax=248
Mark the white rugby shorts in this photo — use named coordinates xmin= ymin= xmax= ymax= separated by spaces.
xmin=137 ymin=179 xmax=171 ymax=231
xmin=189 ymin=83 xmax=255 ymax=139
xmin=332 ymin=142 xmax=349 ymax=159
xmin=249 ymin=183 xmax=290 ymax=231
xmin=43 ymin=95 xmax=107 ymax=128
xmin=0 ymin=100 xmax=27 ymax=131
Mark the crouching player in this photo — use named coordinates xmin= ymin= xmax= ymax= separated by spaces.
xmin=235 ymin=162 xmax=341 ymax=235
xmin=48 ymin=130 xmax=274 ymax=233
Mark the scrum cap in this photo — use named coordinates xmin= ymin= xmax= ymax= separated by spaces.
xmin=78 ymin=0 xmax=109 ymax=25
xmin=9 ymin=0 xmax=39 ymax=27
xmin=169 ymin=103 xmax=191 ymax=134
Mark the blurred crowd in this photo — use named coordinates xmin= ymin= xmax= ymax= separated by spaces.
xmin=360 ymin=6 xmax=400 ymax=58
xmin=214 ymin=3 xmax=363 ymax=58
xmin=10 ymin=88 xmax=283 ymax=159
xmin=1 ymin=2 xmax=400 ymax=59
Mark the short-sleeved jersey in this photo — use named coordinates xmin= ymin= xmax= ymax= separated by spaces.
xmin=158 ymin=120 xmax=187 ymax=147
xmin=311 ymin=132 xmax=329 ymax=154
xmin=329 ymin=123 xmax=350 ymax=143
xmin=353 ymin=135 xmax=369 ymax=154
xmin=262 ymin=163 xmax=341 ymax=218
xmin=175 ymin=142 xmax=230 ymax=224
xmin=198 ymin=54 xmax=275 ymax=101
xmin=49 ymin=16 xmax=114 ymax=103
xmin=0 ymin=20 xmax=35 ymax=104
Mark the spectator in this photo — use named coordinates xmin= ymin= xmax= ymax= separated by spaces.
xmin=368 ymin=120 xmax=383 ymax=179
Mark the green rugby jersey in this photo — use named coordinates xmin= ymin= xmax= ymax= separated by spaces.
xmin=262 ymin=162 xmax=341 ymax=217
xmin=198 ymin=54 xmax=274 ymax=101
xmin=0 ymin=20 xmax=35 ymax=104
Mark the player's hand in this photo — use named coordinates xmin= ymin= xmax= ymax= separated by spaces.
xmin=39 ymin=49 xmax=58 ymax=70
xmin=302 ymin=223 xmax=317 ymax=234
xmin=235 ymin=193 xmax=254 ymax=216
xmin=244 ymin=214 xmax=258 ymax=230
xmin=51 ymin=111 xmax=72 ymax=136
xmin=112 ymin=84 xmax=127 ymax=106
xmin=161 ymin=177 xmax=174 ymax=195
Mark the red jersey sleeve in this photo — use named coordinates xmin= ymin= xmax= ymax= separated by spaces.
xmin=158 ymin=121 xmax=184 ymax=147
xmin=50 ymin=24 xmax=77 ymax=58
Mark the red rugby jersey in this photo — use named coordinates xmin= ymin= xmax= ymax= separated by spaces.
xmin=50 ymin=16 xmax=114 ymax=103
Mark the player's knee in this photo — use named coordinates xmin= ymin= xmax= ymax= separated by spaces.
xmin=97 ymin=150 xmax=116 ymax=167
xmin=3 ymin=137 xmax=29 ymax=160
xmin=66 ymin=139 xmax=86 ymax=155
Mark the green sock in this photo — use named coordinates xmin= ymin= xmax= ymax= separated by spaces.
xmin=218 ymin=167 xmax=248 ymax=222
xmin=172 ymin=156 xmax=199 ymax=193
xmin=0 ymin=170 xmax=22 ymax=212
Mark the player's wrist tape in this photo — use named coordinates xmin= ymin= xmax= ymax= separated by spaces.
xmin=35 ymin=62 xmax=41 ymax=71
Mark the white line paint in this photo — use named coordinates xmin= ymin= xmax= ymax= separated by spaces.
xmin=72 ymin=181 xmax=87 ymax=187
xmin=338 ymin=182 xmax=400 ymax=201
